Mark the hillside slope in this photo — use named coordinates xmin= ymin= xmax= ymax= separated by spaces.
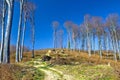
xmin=1 ymin=49 xmax=120 ymax=80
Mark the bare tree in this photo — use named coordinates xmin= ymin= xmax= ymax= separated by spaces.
xmin=57 ymin=29 xmax=64 ymax=48
xmin=64 ymin=21 xmax=73 ymax=49
xmin=72 ymin=23 xmax=79 ymax=50
xmin=52 ymin=21 xmax=59 ymax=48
xmin=20 ymin=1 xmax=36 ymax=59
xmin=106 ymin=14 xmax=120 ymax=61
xmin=84 ymin=14 xmax=92 ymax=57
xmin=28 ymin=2 xmax=36 ymax=58
xmin=20 ymin=0 xmax=28 ymax=60
xmin=92 ymin=16 xmax=103 ymax=58
xmin=79 ymin=24 xmax=86 ymax=51
xmin=16 ymin=0 xmax=24 ymax=62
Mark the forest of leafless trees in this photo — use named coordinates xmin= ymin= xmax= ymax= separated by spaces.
xmin=0 ymin=0 xmax=120 ymax=64
xmin=0 ymin=0 xmax=36 ymax=63
xmin=52 ymin=14 xmax=120 ymax=61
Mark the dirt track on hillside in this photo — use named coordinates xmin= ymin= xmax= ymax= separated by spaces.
xmin=33 ymin=59 xmax=74 ymax=80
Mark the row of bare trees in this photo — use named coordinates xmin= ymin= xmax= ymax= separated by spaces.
xmin=0 ymin=0 xmax=36 ymax=63
xmin=52 ymin=14 xmax=120 ymax=61
xmin=52 ymin=21 xmax=64 ymax=49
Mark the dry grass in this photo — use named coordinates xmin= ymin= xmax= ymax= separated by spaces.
xmin=2 ymin=49 xmax=120 ymax=80
xmin=0 ymin=63 xmax=44 ymax=80
xmin=0 ymin=64 xmax=26 ymax=80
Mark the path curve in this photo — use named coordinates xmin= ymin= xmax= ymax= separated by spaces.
xmin=33 ymin=60 xmax=74 ymax=80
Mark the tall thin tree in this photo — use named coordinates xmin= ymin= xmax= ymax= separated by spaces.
xmin=64 ymin=21 xmax=73 ymax=49
xmin=29 ymin=2 xmax=36 ymax=58
xmin=16 ymin=0 xmax=24 ymax=62
xmin=52 ymin=21 xmax=59 ymax=48
xmin=3 ymin=0 xmax=14 ymax=63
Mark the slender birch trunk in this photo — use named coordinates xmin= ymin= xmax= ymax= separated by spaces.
xmin=111 ymin=30 xmax=117 ymax=61
xmin=98 ymin=36 xmax=102 ymax=59
xmin=30 ymin=12 xmax=35 ymax=58
xmin=81 ymin=35 xmax=85 ymax=51
xmin=93 ymin=33 xmax=95 ymax=54
xmin=3 ymin=0 xmax=14 ymax=63
xmin=16 ymin=0 xmax=24 ymax=62
xmin=20 ymin=16 xmax=26 ymax=60
xmin=114 ymin=30 xmax=120 ymax=59
xmin=0 ymin=0 xmax=6 ymax=63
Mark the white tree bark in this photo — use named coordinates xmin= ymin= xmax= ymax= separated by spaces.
xmin=16 ymin=0 xmax=24 ymax=62
xmin=0 ymin=0 xmax=6 ymax=63
xmin=20 ymin=15 xmax=26 ymax=61
xmin=3 ymin=0 xmax=14 ymax=63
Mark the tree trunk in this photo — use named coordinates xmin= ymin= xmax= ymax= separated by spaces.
xmin=32 ymin=26 xmax=35 ymax=58
xmin=81 ymin=35 xmax=85 ymax=51
xmin=73 ymin=38 xmax=76 ymax=50
xmin=85 ymin=23 xmax=91 ymax=57
xmin=87 ymin=32 xmax=91 ymax=57
xmin=110 ymin=30 xmax=117 ymax=61
xmin=30 ymin=12 xmax=35 ymax=58
xmin=114 ymin=30 xmax=120 ymax=60
xmin=16 ymin=0 xmax=24 ymax=62
xmin=53 ymin=30 xmax=57 ymax=48
xmin=67 ymin=32 xmax=71 ymax=49
xmin=20 ymin=16 xmax=26 ymax=61
xmin=106 ymin=36 xmax=109 ymax=58
xmin=0 ymin=0 xmax=6 ymax=63
xmin=3 ymin=0 xmax=14 ymax=63
xmin=93 ymin=33 xmax=95 ymax=54
xmin=98 ymin=36 xmax=102 ymax=59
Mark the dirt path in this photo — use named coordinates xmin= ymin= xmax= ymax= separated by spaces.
xmin=33 ymin=59 xmax=74 ymax=80
xmin=34 ymin=65 xmax=62 ymax=80
xmin=38 ymin=68 xmax=62 ymax=80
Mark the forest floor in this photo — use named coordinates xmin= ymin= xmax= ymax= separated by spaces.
xmin=1 ymin=49 xmax=120 ymax=80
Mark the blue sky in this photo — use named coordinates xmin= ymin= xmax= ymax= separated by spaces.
xmin=11 ymin=0 xmax=120 ymax=50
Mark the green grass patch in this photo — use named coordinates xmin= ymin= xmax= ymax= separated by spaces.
xmin=33 ymin=69 xmax=45 ymax=80
xmin=54 ymin=64 xmax=117 ymax=80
